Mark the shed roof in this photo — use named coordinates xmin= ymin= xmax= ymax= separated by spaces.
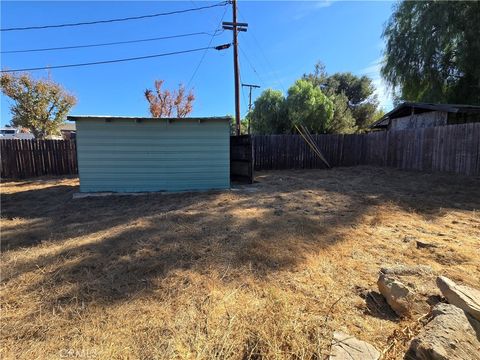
xmin=68 ymin=115 xmax=231 ymax=122
xmin=371 ymin=102 xmax=480 ymax=129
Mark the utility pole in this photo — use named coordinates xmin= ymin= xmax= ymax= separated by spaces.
xmin=241 ymin=83 xmax=260 ymax=134
xmin=223 ymin=0 xmax=248 ymax=136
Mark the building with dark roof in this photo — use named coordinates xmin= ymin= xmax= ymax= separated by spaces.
xmin=371 ymin=102 xmax=480 ymax=131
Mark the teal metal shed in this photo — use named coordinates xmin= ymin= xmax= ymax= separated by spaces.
xmin=68 ymin=116 xmax=231 ymax=193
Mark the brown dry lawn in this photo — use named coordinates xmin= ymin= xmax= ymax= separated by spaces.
xmin=1 ymin=166 xmax=479 ymax=360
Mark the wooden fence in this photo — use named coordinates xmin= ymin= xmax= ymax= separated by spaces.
xmin=0 ymin=140 xmax=77 ymax=179
xmin=230 ymin=135 xmax=254 ymax=183
xmin=1 ymin=123 xmax=478 ymax=179
xmin=253 ymin=122 xmax=480 ymax=176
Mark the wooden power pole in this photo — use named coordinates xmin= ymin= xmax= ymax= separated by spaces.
xmin=223 ymin=0 xmax=248 ymax=136
xmin=241 ymin=83 xmax=260 ymax=134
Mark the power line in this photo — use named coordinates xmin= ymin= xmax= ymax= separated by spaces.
xmin=242 ymin=83 xmax=260 ymax=134
xmin=186 ymin=5 xmax=229 ymax=89
xmin=1 ymin=1 xmax=230 ymax=32
xmin=249 ymin=31 xmax=286 ymax=92
xmin=239 ymin=63 xmax=249 ymax=115
xmin=238 ymin=44 xmax=264 ymax=85
xmin=222 ymin=0 xmax=247 ymax=135
xmin=0 ymin=45 xmax=231 ymax=73
xmin=237 ymin=7 xmax=286 ymax=93
xmin=1 ymin=31 xmax=223 ymax=54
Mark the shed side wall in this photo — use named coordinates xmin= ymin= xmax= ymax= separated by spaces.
xmin=389 ymin=111 xmax=447 ymax=130
xmin=76 ymin=119 xmax=230 ymax=192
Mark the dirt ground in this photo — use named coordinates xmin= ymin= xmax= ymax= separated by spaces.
xmin=1 ymin=166 xmax=479 ymax=360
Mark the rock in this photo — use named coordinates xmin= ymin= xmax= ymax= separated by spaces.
xmin=378 ymin=274 xmax=412 ymax=317
xmin=416 ymin=240 xmax=439 ymax=249
xmin=329 ymin=331 xmax=380 ymax=360
xmin=377 ymin=265 xmax=439 ymax=318
xmin=437 ymin=276 xmax=480 ymax=322
xmin=406 ymin=303 xmax=480 ymax=360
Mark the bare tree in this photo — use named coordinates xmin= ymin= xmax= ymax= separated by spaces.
xmin=144 ymin=80 xmax=195 ymax=118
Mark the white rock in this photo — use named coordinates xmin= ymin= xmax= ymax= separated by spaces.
xmin=377 ymin=265 xmax=439 ymax=317
xmin=329 ymin=331 xmax=380 ymax=360
xmin=437 ymin=276 xmax=480 ymax=322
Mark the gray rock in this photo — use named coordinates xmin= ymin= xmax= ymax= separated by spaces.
xmin=406 ymin=303 xmax=480 ymax=360
xmin=437 ymin=276 xmax=480 ymax=322
xmin=329 ymin=331 xmax=380 ymax=360
xmin=377 ymin=265 xmax=438 ymax=318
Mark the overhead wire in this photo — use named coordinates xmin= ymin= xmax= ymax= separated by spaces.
xmin=234 ymin=26 xmax=249 ymax=117
xmin=1 ymin=1 xmax=230 ymax=32
xmin=0 ymin=45 xmax=228 ymax=73
xmin=239 ymin=67 xmax=249 ymax=116
xmin=236 ymin=7 xmax=286 ymax=93
xmin=186 ymin=4 xmax=229 ymax=89
xmin=238 ymin=44 xmax=264 ymax=85
xmin=1 ymin=31 xmax=223 ymax=54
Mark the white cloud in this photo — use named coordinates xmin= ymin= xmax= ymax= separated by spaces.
xmin=292 ymin=1 xmax=333 ymax=21
xmin=358 ymin=57 xmax=393 ymax=111
xmin=314 ymin=0 xmax=333 ymax=9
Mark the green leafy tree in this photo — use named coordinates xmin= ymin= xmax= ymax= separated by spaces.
xmin=229 ymin=116 xmax=248 ymax=135
xmin=373 ymin=108 xmax=386 ymax=123
xmin=286 ymin=79 xmax=334 ymax=134
xmin=1 ymin=73 xmax=77 ymax=139
xmin=250 ymin=89 xmax=288 ymax=134
xmin=328 ymin=93 xmax=357 ymax=134
xmin=303 ymin=61 xmax=329 ymax=88
xmin=303 ymin=62 xmax=379 ymax=132
xmin=382 ymin=1 xmax=480 ymax=105
xmin=328 ymin=73 xmax=379 ymax=131
xmin=250 ymin=82 xmax=340 ymax=134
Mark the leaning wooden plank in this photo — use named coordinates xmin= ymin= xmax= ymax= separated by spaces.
xmin=295 ymin=124 xmax=331 ymax=168
xmin=301 ymin=124 xmax=331 ymax=168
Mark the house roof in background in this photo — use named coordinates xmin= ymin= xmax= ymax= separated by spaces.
xmin=67 ymin=115 xmax=232 ymax=122
xmin=371 ymin=102 xmax=480 ymax=128
xmin=60 ymin=123 xmax=76 ymax=131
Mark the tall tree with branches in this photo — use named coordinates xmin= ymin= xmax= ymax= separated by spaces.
xmin=144 ymin=80 xmax=195 ymax=118
xmin=303 ymin=62 xmax=379 ymax=132
xmin=382 ymin=1 xmax=480 ymax=105
xmin=1 ymin=72 xmax=77 ymax=139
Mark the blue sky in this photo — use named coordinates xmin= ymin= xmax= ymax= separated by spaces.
xmin=1 ymin=1 xmax=395 ymax=125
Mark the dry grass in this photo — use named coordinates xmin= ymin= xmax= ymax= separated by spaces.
xmin=1 ymin=166 xmax=479 ymax=360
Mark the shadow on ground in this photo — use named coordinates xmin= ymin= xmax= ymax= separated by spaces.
xmin=1 ymin=166 xmax=479 ymax=307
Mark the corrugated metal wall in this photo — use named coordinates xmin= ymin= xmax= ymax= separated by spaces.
xmin=76 ymin=118 xmax=230 ymax=192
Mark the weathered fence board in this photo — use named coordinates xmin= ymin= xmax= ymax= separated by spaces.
xmin=253 ymin=123 xmax=480 ymax=176
xmin=1 ymin=140 xmax=77 ymax=179
xmin=1 ymin=123 xmax=479 ymax=179
xmin=230 ymin=135 xmax=254 ymax=183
